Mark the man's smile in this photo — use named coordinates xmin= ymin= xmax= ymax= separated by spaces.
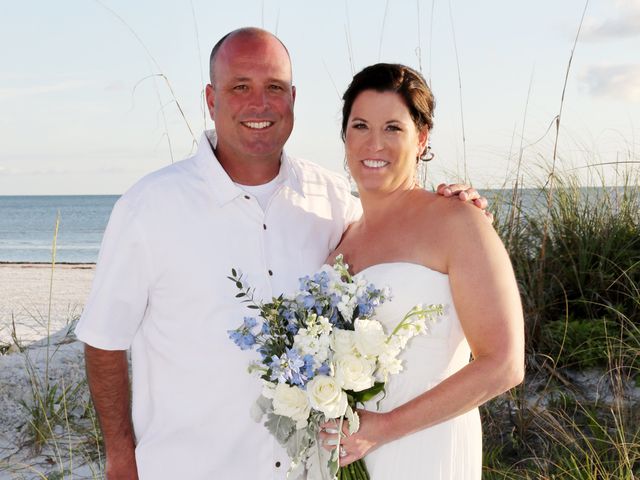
xmin=242 ymin=121 xmax=274 ymax=130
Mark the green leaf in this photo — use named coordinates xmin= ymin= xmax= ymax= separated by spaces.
xmin=235 ymin=292 xmax=245 ymax=298
xmin=350 ymin=382 xmax=385 ymax=403
xmin=264 ymin=413 xmax=295 ymax=445
xmin=231 ymin=268 xmax=237 ymax=277
xmin=235 ymin=281 xmax=243 ymax=289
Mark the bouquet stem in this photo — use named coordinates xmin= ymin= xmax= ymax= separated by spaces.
xmin=337 ymin=459 xmax=369 ymax=480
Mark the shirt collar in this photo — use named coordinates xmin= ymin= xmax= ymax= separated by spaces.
xmin=195 ymin=130 xmax=304 ymax=206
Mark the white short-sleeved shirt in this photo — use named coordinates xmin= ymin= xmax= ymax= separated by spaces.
xmin=75 ymin=130 xmax=361 ymax=480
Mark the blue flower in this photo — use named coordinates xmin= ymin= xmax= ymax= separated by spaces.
xmin=329 ymin=293 xmax=341 ymax=308
xmin=296 ymin=293 xmax=316 ymax=309
xmin=228 ymin=329 xmax=256 ymax=350
xmin=243 ymin=317 xmax=258 ymax=329
xmin=298 ymin=276 xmax=311 ymax=291
xmin=286 ymin=321 xmax=299 ymax=335
xmin=317 ymin=362 xmax=331 ymax=376
xmin=261 ymin=321 xmax=270 ymax=335
xmin=302 ymin=354 xmax=315 ymax=381
xmin=269 ymin=348 xmax=306 ymax=385
xmin=312 ymin=271 xmax=329 ymax=291
xmin=228 ymin=316 xmax=259 ymax=350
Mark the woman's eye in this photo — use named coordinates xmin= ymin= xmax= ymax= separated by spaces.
xmin=352 ymin=123 xmax=367 ymax=129
xmin=386 ymin=124 xmax=402 ymax=132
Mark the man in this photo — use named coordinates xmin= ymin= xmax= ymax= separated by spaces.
xmin=76 ymin=27 xmax=488 ymax=479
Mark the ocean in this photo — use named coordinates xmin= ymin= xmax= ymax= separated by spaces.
xmin=0 ymin=187 xmax=633 ymax=264
xmin=0 ymin=195 xmax=118 ymax=263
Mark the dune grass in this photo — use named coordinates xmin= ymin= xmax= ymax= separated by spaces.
xmin=482 ymin=167 xmax=640 ymax=479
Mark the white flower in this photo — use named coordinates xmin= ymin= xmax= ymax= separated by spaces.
xmin=293 ymin=330 xmax=330 ymax=364
xmin=334 ymin=353 xmax=375 ymax=392
xmin=337 ymin=295 xmax=356 ymax=322
xmin=306 ymin=375 xmax=348 ymax=419
xmin=354 ymin=319 xmax=386 ymax=357
xmin=273 ymin=383 xmax=311 ymax=429
xmin=331 ymin=328 xmax=356 ymax=355
xmin=375 ymin=340 xmax=404 ymax=382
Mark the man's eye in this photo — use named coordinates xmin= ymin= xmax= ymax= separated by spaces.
xmin=233 ymin=85 xmax=248 ymax=91
xmin=269 ymin=84 xmax=284 ymax=91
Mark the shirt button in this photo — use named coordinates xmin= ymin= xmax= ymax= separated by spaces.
xmin=263 ymin=224 xmax=267 ymax=230
xmin=275 ymin=461 xmax=281 ymax=468
xmin=268 ymin=270 xmax=273 ymax=276
xmin=244 ymin=195 xmax=250 ymax=200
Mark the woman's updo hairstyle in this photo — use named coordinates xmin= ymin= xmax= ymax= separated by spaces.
xmin=341 ymin=63 xmax=435 ymax=142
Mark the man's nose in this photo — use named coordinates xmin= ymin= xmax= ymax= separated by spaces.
xmin=247 ymin=89 xmax=269 ymax=111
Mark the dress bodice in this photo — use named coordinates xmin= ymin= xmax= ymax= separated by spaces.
xmin=356 ymin=263 xmax=471 ymax=410
xmin=354 ymin=263 xmax=482 ymax=479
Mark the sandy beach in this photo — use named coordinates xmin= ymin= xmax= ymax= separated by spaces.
xmin=0 ymin=264 xmax=95 ymax=345
xmin=0 ymin=264 xmax=99 ymax=479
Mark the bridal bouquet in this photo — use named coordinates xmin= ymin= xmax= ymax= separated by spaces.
xmin=227 ymin=255 xmax=443 ymax=480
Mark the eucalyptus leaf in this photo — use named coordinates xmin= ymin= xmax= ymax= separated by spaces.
xmin=265 ymin=413 xmax=295 ymax=445
xmin=345 ymin=405 xmax=360 ymax=435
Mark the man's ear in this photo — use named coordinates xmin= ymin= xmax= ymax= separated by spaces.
xmin=205 ymin=83 xmax=215 ymax=121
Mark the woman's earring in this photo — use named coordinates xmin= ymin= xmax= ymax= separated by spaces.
xmin=344 ymin=156 xmax=356 ymax=192
xmin=420 ymin=141 xmax=434 ymax=162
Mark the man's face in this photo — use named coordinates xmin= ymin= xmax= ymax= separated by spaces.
xmin=206 ymin=33 xmax=296 ymax=166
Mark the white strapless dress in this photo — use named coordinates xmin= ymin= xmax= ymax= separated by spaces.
xmin=357 ymin=263 xmax=482 ymax=480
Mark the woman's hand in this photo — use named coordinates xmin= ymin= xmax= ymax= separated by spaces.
xmin=318 ymin=410 xmax=391 ymax=466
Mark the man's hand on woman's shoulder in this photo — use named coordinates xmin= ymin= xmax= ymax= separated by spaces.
xmin=436 ymin=183 xmax=493 ymax=223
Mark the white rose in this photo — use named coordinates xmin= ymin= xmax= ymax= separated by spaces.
xmin=272 ymin=383 xmax=311 ymax=429
xmin=332 ymin=328 xmax=356 ymax=355
xmin=306 ymin=375 xmax=348 ymax=419
xmin=354 ymin=319 xmax=386 ymax=357
xmin=334 ymin=353 xmax=375 ymax=392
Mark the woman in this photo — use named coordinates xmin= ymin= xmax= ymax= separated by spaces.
xmin=320 ymin=63 xmax=525 ymax=478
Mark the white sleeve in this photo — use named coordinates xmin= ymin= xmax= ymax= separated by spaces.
xmin=344 ymin=192 xmax=363 ymax=227
xmin=74 ymin=197 xmax=152 ymax=350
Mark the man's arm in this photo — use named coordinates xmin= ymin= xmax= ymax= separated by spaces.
xmin=85 ymin=344 xmax=139 ymax=480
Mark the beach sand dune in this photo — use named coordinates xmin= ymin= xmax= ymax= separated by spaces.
xmin=0 ymin=264 xmax=99 ymax=479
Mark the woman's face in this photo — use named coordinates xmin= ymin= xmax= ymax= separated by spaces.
xmin=345 ymin=90 xmax=427 ymax=195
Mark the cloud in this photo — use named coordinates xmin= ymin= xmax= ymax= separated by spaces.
xmin=104 ymin=80 xmax=126 ymax=92
xmin=580 ymin=64 xmax=640 ymax=102
xmin=582 ymin=0 xmax=640 ymax=40
xmin=0 ymin=80 xmax=87 ymax=101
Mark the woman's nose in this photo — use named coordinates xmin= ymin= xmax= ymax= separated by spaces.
xmin=367 ymin=132 xmax=384 ymax=152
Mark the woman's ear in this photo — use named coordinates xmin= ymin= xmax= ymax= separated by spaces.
xmin=418 ymin=128 xmax=429 ymax=157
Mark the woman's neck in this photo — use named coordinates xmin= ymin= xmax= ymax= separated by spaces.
xmin=357 ymin=182 xmax=420 ymax=229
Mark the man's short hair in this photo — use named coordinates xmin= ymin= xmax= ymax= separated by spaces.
xmin=208 ymin=27 xmax=292 ymax=86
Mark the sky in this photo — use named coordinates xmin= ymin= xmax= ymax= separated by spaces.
xmin=1 ymin=0 xmax=639 ymax=195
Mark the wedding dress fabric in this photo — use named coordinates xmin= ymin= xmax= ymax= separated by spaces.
xmin=358 ymin=262 xmax=482 ymax=479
